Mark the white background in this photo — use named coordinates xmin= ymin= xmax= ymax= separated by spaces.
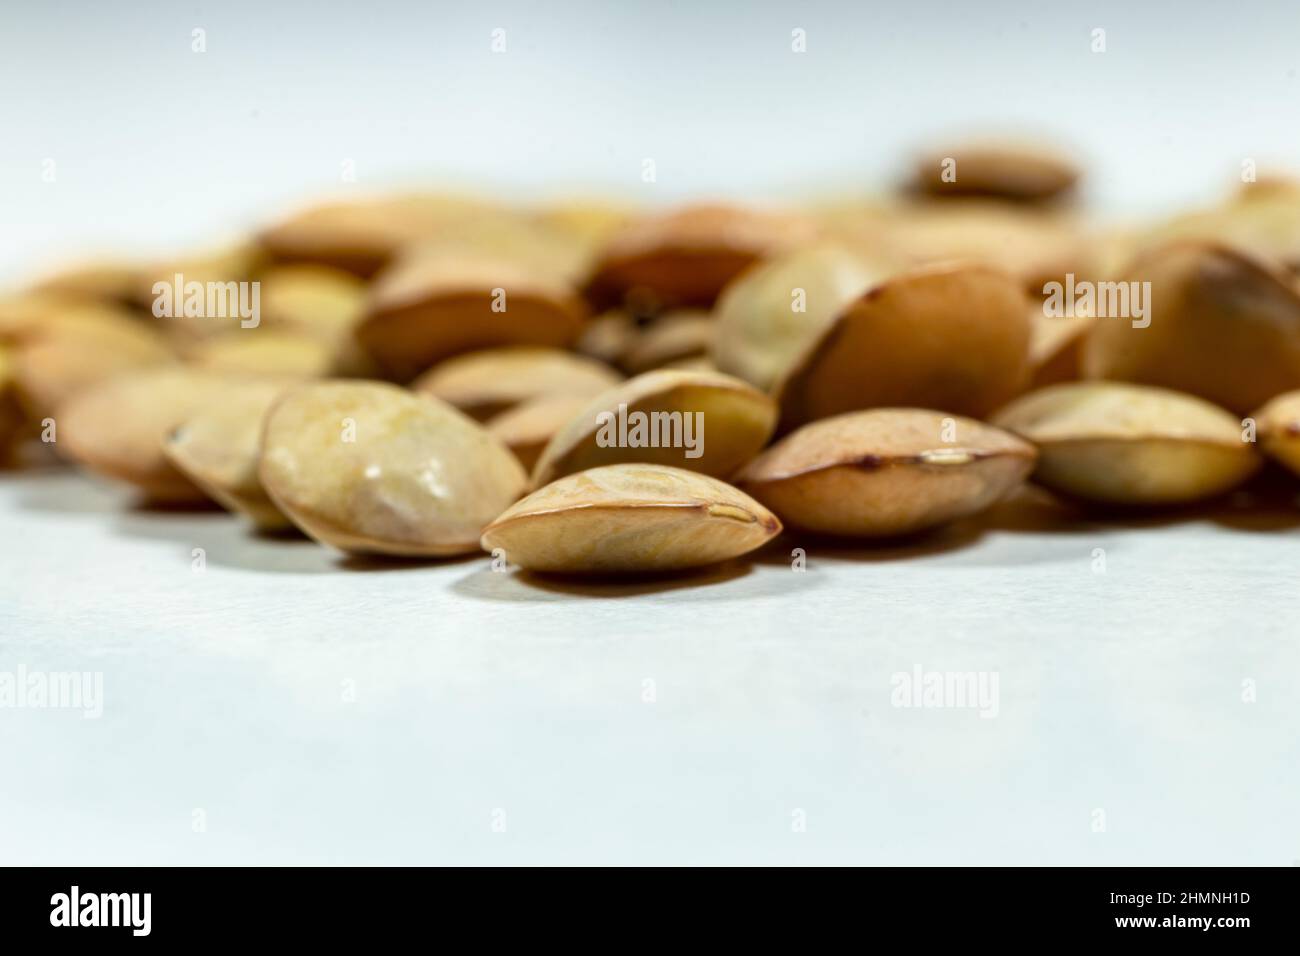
xmin=2 ymin=0 xmax=1299 ymax=865
xmin=5 ymin=0 xmax=1300 ymax=276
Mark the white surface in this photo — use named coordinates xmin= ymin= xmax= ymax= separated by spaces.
xmin=2 ymin=468 xmax=1297 ymax=865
